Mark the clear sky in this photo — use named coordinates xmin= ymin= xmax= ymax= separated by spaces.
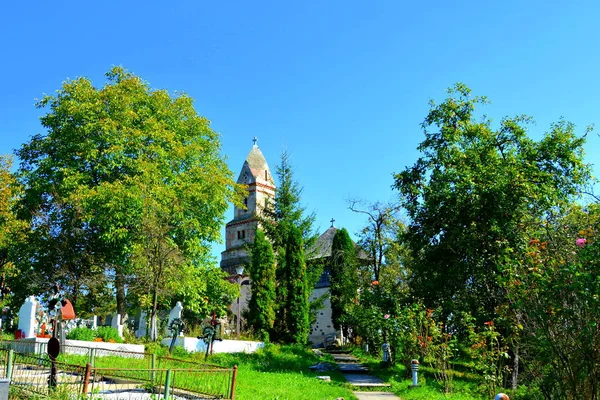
xmin=1 ymin=1 xmax=599 ymax=259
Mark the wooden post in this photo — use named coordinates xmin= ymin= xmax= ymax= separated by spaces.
xmin=229 ymin=365 xmax=238 ymax=400
xmin=82 ymin=363 xmax=92 ymax=395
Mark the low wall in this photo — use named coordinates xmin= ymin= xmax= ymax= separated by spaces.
xmin=5 ymin=338 xmax=145 ymax=356
xmin=161 ymin=337 xmax=264 ymax=353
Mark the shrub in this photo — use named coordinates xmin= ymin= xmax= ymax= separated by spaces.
xmin=95 ymin=326 xmax=123 ymax=343
xmin=66 ymin=327 xmax=96 ymax=342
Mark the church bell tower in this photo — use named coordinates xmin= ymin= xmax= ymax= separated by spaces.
xmin=220 ymin=138 xmax=275 ymax=274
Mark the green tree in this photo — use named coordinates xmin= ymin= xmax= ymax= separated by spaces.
xmin=283 ymin=224 xmax=310 ymax=344
xmin=17 ymin=67 xmax=242 ymax=332
xmin=247 ymin=229 xmax=276 ymax=341
xmin=260 ymin=151 xmax=317 ymax=342
xmin=504 ymin=204 xmax=600 ymax=398
xmin=329 ymin=228 xmax=358 ymax=336
xmin=0 ymin=155 xmax=30 ymax=309
xmin=393 ymin=83 xmax=590 ymax=322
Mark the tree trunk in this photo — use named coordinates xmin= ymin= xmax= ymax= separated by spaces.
xmin=511 ymin=342 xmax=519 ymax=390
xmin=115 ymin=269 xmax=127 ymax=318
xmin=149 ymin=288 xmax=159 ymax=341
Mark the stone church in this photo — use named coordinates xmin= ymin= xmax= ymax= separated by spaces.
xmin=220 ymin=139 xmax=341 ymax=346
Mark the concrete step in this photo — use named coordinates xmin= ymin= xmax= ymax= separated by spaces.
xmin=353 ymin=391 xmax=400 ymax=400
xmin=338 ymin=363 xmax=369 ymax=373
xmin=344 ymin=374 xmax=391 ymax=388
xmin=331 ymin=354 xmax=360 ymax=362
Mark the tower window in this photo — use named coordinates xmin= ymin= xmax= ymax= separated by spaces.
xmin=237 ymin=230 xmax=245 ymax=240
xmin=244 ymin=197 xmax=248 ymax=208
xmin=265 ymin=170 xmax=268 ymax=180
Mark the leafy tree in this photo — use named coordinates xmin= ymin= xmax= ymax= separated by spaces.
xmin=283 ymin=224 xmax=310 ymax=344
xmin=349 ymin=200 xmax=403 ymax=282
xmin=504 ymin=204 xmax=600 ymax=398
xmin=329 ymin=228 xmax=358 ymax=336
xmin=247 ymin=229 xmax=276 ymax=341
xmin=17 ymin=67 xmax=242 ymax=332
xmin=0 ymin=155 xmax=29 ymax=309
xmin=393 ymin=83 xmax=590 ymax=322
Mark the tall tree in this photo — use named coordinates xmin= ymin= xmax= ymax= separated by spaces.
xmin=247 ymin=229 xmax=276 ymax=342
xmin=329 ymin=228 xmax=358 ymax=336
xmin=260 ymin=151 xmax=317 ymax=342
xmin=284 ymin=225 xmax=310 ymax=344
xmin=393 ymin=83 xmax=590 ymax=322
xmin=0 ymin=155 xmax=29 ymax=308
xmin=17 ymin=67 xmax=243 ymax=329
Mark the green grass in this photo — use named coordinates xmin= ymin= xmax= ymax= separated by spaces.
xmin=352 ymin=349 xmax=486 ymax=400
xmin=56 ymin=342 xmax=356 ymax=400
xmin=206 ymin=344 xmax=356 ymax=400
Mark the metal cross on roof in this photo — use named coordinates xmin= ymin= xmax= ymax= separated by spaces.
xmin=330 ymin=218 xmax=335 ymax=227
xmin=253 ymin=137 xmax=258 ymax=146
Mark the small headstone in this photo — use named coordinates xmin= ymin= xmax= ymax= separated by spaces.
xmin=111 ymin=313 xmax=123 ymax=338
xmin=17 ymin=296 xmax=38 ymax=338
xmin=91 ymin=315 xmax=98 ymax=330
xmin=136 ymin=311 xmax=148 ymax=338
xmin=316 ymin=376 xmax=331 ymax=382
xmin=166 ymin=302 xmax=183 ymax=336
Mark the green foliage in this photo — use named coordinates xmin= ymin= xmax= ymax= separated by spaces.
xmin=329 ymin=228 xmax=358 ymax=333
xmin=247 ymin=229 xmax=276 ymax=342
xmin=284 ymin=225 xmax=310 ymax=344
xmin=393 ymin=83 xmax=590 ymax=322
xmin=260 ymin=152 xmax=317 ymax=343
xmin=66 ymin=327 xmax=96 ymax=341
xmin=503 ymin=204 xmax=600 ymax=398
xmin=16 ymin=67 xmax=243 ymax=330
xmin=95 ymin=326 xmax=123 ymax=343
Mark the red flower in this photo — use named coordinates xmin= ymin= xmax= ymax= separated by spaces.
xmin=371 ymin=280 xmax=379 ymax=286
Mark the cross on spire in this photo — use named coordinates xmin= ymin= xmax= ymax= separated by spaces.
xmin=253 ymin=137 xmax=258 ymax=146
xmin=330 ymin=218 xmax=335 ymax=227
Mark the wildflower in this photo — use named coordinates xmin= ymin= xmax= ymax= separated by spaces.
xmin=384 ymin=314 xmax=390 ymax=319
xmin=576 ymin=238 xmax=587 ymax=247
xmin=484 ymin=321 xmax=494 ymax=327
xmin=371 ymin=280 xmax=379 ymax=286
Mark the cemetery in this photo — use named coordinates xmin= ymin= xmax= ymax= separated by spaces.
xmin=0 ymin=56 xmax=597 ymax=400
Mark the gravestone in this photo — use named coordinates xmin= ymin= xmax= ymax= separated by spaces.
xmin=111 ymin=313 xmax=123 ymax=338
xmin=135 ymin=311 xmax=148 ymax=338
xmin=17 ymin=296 xmax=38 ymax=338
xmin=166 ymin=302 xmax=183 ymax=336
xmin=91 ymin=315 xmax=98 ymax=329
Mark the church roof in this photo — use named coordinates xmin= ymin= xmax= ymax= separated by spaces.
xmin=309 ymin=226 xmax=370 ymax=261
xmin=310 ymin=226 xmax=338 ymax=259
xmin=245 ymin=144 xmax=269 ymax=175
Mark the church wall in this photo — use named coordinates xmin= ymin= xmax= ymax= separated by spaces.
xmin=309 ymin=287 xmax=336 ymax=347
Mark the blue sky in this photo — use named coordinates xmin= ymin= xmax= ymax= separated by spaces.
xmin=1 ymin=1 xmax=599 ymax=259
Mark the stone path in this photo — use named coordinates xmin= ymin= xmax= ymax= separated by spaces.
xmin=329 ymin=352 xmax=401 ymax=400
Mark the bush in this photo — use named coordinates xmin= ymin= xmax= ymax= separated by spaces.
xmin=95 ymin=326 xmax=123 ymax=343
xmin=66 ymin=327 xmax=96 ymax=342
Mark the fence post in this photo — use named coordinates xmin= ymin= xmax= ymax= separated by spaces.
xmin=82 ymin=363 xmax=92 ymax=395
xmin=89 ymin=348 xmax=95 ymax=367
xmin=151 ymin=354 xmax=157 ymax=383
xmin=229 ymin=365 xmax=238 ymax=400
xmin=163 ymin=369 xmax=172 ymax=400
xmin=6 ymin=350 xmax=13 ymax=382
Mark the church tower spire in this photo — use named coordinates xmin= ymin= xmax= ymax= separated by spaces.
xmin=220 ymin=139 xmax=276 ymax=274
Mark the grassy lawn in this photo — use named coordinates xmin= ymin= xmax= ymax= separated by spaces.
xmin=207 ymin=344 xmax=357 ymax=400
xmin=354 ymin=350 xmax=488 ymax=400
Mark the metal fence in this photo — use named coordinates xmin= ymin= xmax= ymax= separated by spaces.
xmin=0 ymin=345 xmax=237 ymax=399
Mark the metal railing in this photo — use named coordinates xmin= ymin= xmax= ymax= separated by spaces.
xmin=0 ymin=345 xmax=238 ymax=399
